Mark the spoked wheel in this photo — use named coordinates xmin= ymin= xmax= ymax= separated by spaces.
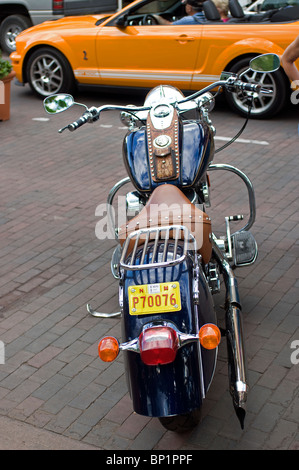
xmin=0 ymin=15 xmax=31 ymax=54
xmin=26 ymin=47 xmax=76 ymax=98
xmin=159 ymin=408 xmax=202 ymax=433
xmin=225 ymin=57 xmax=287 ymax=119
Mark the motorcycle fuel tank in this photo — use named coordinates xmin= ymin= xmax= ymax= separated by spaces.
xmin=123 ymin=120 xmax=214 ymax=194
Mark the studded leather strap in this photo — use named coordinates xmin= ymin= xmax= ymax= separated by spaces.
xmin=146 ymin=109 xmax=180 ymax=182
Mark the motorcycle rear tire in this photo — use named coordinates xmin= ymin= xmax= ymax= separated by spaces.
xmin=158 ymin=408 xmax=201 ymax=433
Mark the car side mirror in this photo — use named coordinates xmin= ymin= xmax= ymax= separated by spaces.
xmin=116 ymin=15 xmax=128 ymax=27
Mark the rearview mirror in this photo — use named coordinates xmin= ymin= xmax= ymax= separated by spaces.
xmin=44 ymin=94 xmax=74 ymax=114
xmin=115 ymin=15 xmax=128 ymax=27
xmin=249 ymin=53 xmax=280 ymax=73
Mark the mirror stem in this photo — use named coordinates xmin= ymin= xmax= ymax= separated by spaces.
xmin=239 ymin=67 xmax=250 ymax=79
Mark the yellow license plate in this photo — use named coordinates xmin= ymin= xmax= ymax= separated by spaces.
xmin=128 ymin=282 xmax=181 ymax=315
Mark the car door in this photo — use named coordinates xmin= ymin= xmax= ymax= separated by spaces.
xmin=95 ymin=6 xmax=203 ymax=90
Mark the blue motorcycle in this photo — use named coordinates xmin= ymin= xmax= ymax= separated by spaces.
xmin=44 ymin=53 xmax=280 ymax=432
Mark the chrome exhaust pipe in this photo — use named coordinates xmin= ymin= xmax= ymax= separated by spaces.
xmin=212 ymin=238 xmax=248 ymax=429
xmin=225 ymin=304 xmax=248 ymax=429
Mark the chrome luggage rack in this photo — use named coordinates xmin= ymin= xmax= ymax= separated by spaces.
xmin=119 ymin=225 xmax=196 ymax=271
xmin=87 ymin=225 xmax=196 ymax=319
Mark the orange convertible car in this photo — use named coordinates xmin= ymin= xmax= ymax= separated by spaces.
xmin=10 ymin=0 xmax=299 ymax=118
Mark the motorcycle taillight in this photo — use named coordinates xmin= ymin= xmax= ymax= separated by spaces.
xmin=139 ymin=326 xmax=179 ymax=366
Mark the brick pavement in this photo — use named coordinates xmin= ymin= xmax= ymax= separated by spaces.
xmin=0 ymin=79 xmax=298 ymax=451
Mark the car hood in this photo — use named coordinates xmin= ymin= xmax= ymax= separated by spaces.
xmin=19 ymin=14 xmax=112 ymax=36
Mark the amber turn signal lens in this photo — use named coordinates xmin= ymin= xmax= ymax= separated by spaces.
xmin=198 ymin=324 xmax=221 ymax=350
xmin=98 ymin=336 xmax=119 ymax=362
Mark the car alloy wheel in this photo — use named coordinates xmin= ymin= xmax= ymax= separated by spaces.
xmin=0 ymin=15 xmax=32 ymax=54
xmin=4 ymin=24 xmax=23 ymax=51
xmin=27 ymin=48 xmax=75 ymax=98
xmin=225 ymin=57 xmax=286 ymax=119
xmin=234 ymin=68 xmax=277 ymax=116
xmin=29 ymin=52 xmax=64 ymax=97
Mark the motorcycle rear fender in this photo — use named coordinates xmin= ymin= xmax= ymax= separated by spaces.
xmin=121 ymin=249 xmax=217 ymax=417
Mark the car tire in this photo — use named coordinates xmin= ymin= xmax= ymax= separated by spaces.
xmin=0 ymin=15 xmax=32 ymax=54
xmin=225 ymin=57 xmax=287 ymax=119
xmin=26 ymin=47 xmax=76 ymax=98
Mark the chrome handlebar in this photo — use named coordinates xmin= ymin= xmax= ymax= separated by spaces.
xmin=59 ymin=75 xmax=270 ymax=133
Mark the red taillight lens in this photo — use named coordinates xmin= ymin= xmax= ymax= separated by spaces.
xmin=53 ymin=0 xmax=64 ymax=11
xmin=98 ymin=337 xmax=119 ymax=362
xmin=139 ymin=327 xmax=179 ymax=366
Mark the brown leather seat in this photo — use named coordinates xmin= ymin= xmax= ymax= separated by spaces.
xmin=118 ymin=184 xmax=212 ymax=264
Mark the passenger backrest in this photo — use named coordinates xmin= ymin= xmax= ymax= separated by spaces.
xmin=229 ymin=0 xmax=245 ymax=18
xmin=203 ymin=0 xmax=221 ymax=21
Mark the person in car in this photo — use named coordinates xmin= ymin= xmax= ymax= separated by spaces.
xmin=155 ymin=0 xmax=207 ymax=24
xmin=173 ymin=0 xmax=207 ymax=24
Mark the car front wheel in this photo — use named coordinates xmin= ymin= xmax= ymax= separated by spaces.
xmin=225 ymin=57 xmax=287 ymax=119
xmin=26 ymin=47 xmax=76 ymax=98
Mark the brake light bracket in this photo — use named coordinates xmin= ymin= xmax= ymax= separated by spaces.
xmin=121 ymin=321 xmax=199 ymax=354
xmin=98 ymin=321 xmax=221 ymax=363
